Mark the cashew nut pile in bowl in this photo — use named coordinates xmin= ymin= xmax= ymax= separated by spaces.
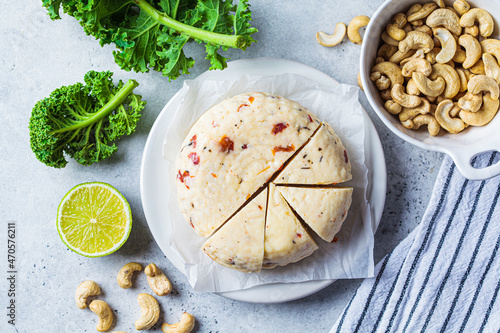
xmin=360 ymin=0 xmax=500 ymax=180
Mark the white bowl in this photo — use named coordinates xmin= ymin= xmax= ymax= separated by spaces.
xmin=360 ymin=0 xmax=500 ymax=180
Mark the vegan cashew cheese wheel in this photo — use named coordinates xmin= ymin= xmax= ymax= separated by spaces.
xmin=175 ymin=92 xmax=321 ymax=237
xmin=175 ymin=92 xmax=354 ymax=272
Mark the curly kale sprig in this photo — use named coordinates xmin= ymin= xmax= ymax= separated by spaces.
xmin=42 ymin=0 xmax=258 ymax=80
xmin=29 ymin=71 xmax=146 ymax=168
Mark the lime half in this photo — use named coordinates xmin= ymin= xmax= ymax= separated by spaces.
xmin=57 ymin=182 xmax=132 ymax=257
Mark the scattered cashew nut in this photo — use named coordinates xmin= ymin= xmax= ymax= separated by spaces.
xmin=90 ymin=300 xmax=114 ymax=332
xmin=145 ymin=263 xmax=172 ymax=296
xmin=316 ymin=23 xmax=347 ymax=47
xmin=348 ymin=15 xmax=370 ymax=45
xmin=470 ymin=58 xmax=486 ymax=75
xmin=117 ymin=262 xmax=142 ymax=289
xmin=162 ymin=312 xmax=196 ymax=333
xmin=435 ymin=99 xmax=466 ymax=133
xmin=135 ymin=293 xmax=160 ymax=331
xmin=75 ymin=280 xmax=101 ymax=309
xmin=406 ymin=78 xmax=421 ymax=95
xmin=460 ymin=8 xmax=494 ymax=37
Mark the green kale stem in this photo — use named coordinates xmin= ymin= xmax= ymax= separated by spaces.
xmin=50 ymin=79 xmax=139 ymax=134
xmin=134 ymin=0 xmax=246 ymax=49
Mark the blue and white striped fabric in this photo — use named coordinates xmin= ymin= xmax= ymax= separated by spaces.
xmin=330 ymin=152 xmax=500 ymax=333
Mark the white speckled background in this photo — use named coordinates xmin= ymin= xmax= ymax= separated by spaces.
xmin=0 ymin=0 xmax=442 ymax=332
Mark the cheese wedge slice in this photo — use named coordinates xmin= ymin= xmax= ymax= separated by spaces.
xmin=263 ymin=184 xmax=318 ymax=269
xmin=274 ymin=122 xmax=351 ymax=185
xmin=176 ymin=92 xmax=321 ymax=237
xmin=202 ymin=188 xmax=268 ymax=273
xmin=278 ymin=187 xmax=353 ymax=242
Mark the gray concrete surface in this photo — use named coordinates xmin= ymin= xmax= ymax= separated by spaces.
xmin=0 ymin=1 xmax=443 ymax=332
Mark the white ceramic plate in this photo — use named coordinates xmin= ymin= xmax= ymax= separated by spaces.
xmin=140 ymin=58 xmax=387 ymax=303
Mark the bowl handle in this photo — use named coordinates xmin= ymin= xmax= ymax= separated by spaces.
xmin=448 ymin=148 xmax=500 ymax=181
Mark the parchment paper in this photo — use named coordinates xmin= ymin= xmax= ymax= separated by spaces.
xmin=162 ymin=73 xmax=374 ymax=292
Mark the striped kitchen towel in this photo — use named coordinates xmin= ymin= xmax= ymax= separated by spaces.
xmin=330 ymin=152 xmax=500 ymax=333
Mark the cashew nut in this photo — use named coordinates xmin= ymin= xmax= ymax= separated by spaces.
xmin=433 ymin=28 xmax=458 ymax=64
xmin=426 ymin=47 xmax=441 ymax=64
xmin=426 ymin=9 xmax=462 ymax=36
xmin=316 ymin=23 xmax=347 ymax=47
xmin=460 ymin=8 xmax=494 ymax=37
xmin=399 ymin=98 xmax=431 ymax=121
xmin=399 ymin=31 xmax=434 ymax=54
xmin=458 ymin=91 xmax=483 ymax=112
xmin=406 ymin=4 xmax=423 ymax=18
xmin=464 ymin=26 xmax=479 ymax=37
xmin=371 ymin=62 xmax=404 ymax=87
xmin=385 ymin=100 xmax=402 ymax=114
xmin=391 ymin=83 xmax=422 ymax=108
xmin=348 ymin=15 xmax=370 ymax=44
xmin=470 ymin=59 xmax=485 ymax=75
xmin=435 ymin=99 xmax=466 ymax=133
xmin=458 ymin=34 xmax=482 ymax=69
xmin=89 ymin=300 xmax=114 ymax=332
xmin=381 ymin=31 xmax=400 ymax=46
xmin=390 ymin=49 xmax=417 ymax=64
xmin=378 ymin=43 xmax=398 ymax=60
xmin=460 ymin=93 xmax=500 ymax=126
xmin=456 ymin=67 xmax=469 ymax=92
xmin=400 ymin=49 xmax=426 ymax=65
xmin=433 ymin=0 xmax=445 ymax=8
xmin=145 ymin=263 xmax=172 ymax=296
xmin=429 ymin=63 xmax=461 ymax=98
xmin=453 ymin=49 xmax=467 ymax=63
xmin=380 ymin=89 xmax=392 ymax=101
xmin=412 ymin=72 xmax=446 ymax=97
xmin=406 ymin=114 xmax=441 ymax=135
xmin=386 ymin=13 xmax=407 ymax=41
xmin=402 ymin=58 xmax=432 ymax=77
xmin=450 ymin=102 xmax=463 ymax=117
xmin=468 ymin=74 xmax=500 ymax=100
xmin=481 ymin=39 xmax=500 ymax=65
xmin=375 ymin=56 xmax=385 ymax=64
xmin=135 ymin=293 xmax=160 ymax=331
xmin=483 ymin=53 xmax=500 ymax=84
xmin=117 ymin=262 xmax=142 ymax=289
xmin=406 ymin=78 xmax=421 ymax=95
xmin=75 ymin=280 xmax=101 ymax=309
xmin=162 ymin=313 xmax=196 ymax=333
xmin=413 ymin=25 xmax=433 ymax=37
xmin=453 ymin=0 xmax=471 ymax=16
xmin=408 ymin=3 xmax=438 ymax=22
